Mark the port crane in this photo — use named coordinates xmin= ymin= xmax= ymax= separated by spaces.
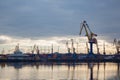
xmin=103 ymin=42 xmax=106 ymax=55
xmin=36 ymin=46 xmax=39 ymax=54
xmin=76 ymin=42 xmax=79 ymax=53
xmin=31 ymin=45 xmax=40 ymax=54
xmin=71 ymin=39 xmax=76 ymax=53
xmin=113 ymin=38 xmax=120 ymax=54
xmin=51 ymin=44 xmax=53 ymax=54
xmin=79 ymin=21 xmax=97 ymax=55
xmin=66 ymin=41 xmax=71 ymax=53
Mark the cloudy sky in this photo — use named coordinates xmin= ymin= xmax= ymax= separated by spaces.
xmin=0 ymin=0 xmax=119 ymax=53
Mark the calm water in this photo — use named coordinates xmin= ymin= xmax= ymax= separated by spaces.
xmin=0 ymin=62 xmax=120 ymax=80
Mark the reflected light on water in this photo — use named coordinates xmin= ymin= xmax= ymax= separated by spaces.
xmin=0 ymin=62 xmax=120 ymax=80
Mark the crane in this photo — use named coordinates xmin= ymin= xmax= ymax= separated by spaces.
xmin=51 ymin=44 xmax=53 ymax=54
xmin=103 ymin=42 xmax=106 ymax=55
xmin=31 ymin=44 xmax=40 ymax=54
xmin=66 ymin=41 xmax=71 ymax=53
xmin=113 ymin=38 xmax=120 ymax=54
xmin=31 ymin=44 xmax=36 ymax=54
xmin=76 ymin=42 xmax=79 ymax=53
xmin=79 ymin=21 xmax=97 ymax=55
xmin=71 ymin=39 xmax=76 ymax=53
xmin=36 ymin=46 xmax=39 ymax=54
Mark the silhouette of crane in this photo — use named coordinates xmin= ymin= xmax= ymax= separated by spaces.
xmin=113 ymin=38 xmax=120 ymax=54
xmin=79 ymin=21 xmax=98 ymax=56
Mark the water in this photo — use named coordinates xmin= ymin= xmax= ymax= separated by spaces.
xmin=0 ymin=62 xmax=120 ymax=80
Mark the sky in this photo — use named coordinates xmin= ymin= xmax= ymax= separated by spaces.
xmin=0 ymin=0 xmax=120 ymax=54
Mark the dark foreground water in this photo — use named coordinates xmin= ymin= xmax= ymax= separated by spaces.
xmin=0 ymin=62 xmax=120 ymax=80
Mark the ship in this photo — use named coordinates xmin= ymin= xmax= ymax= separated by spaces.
xmin=7 ymin=49 xmax=29 ymax=60
xmin=7 ymin=44 xmax=32 ymax=61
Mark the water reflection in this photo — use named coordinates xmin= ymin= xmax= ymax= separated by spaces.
xmin=0 ymin=62 xmax=119 ymax=80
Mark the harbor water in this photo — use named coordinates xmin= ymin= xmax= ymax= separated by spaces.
xmin=0 ymin=62 xmax=120 ymax=80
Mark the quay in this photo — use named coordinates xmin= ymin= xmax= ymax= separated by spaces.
xmin=0 ymin=52 xmax=120 ymax=63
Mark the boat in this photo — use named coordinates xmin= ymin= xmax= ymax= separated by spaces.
xmin=7 ymin=45 xmax=29 ymax=60
xmin=7 ymin=50 xmax=29 ymax=60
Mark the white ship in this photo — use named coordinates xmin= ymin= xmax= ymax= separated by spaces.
xmin=7 ymin=44 xmax=29 ymax=60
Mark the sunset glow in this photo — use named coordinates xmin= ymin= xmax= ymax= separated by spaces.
xmin=0 ymin=35 xmax=116 ymax=54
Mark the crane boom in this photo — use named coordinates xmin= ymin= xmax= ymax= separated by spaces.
xmin=80 ymin=21 xmax=90 ymax=40
xmin=79 ymin=21 xmax=97 ymax=43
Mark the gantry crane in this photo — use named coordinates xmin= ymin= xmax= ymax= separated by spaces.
xmin=31 ymin=44 xmax=36 ymax=54
xmin=66 ymin=41 xmax=71 ymax=53
xmin=79 ymin=21 xmax=97 ymax=55
xmin=51 ymin=44 xmax=53 ymax=54
xmin=113 ymin=38 xmax=120 ymax=54
xmin=36 ymin=46 xmax=39 ymax=54
xmin=31 ymin=44 xmax=40 ymax=54
xmin=76 ymin=42 xmax=79 ymax=53
xmin=71 ymin=39 xmax=76 ymax=53
xmin=103 ymin=42 xmax=106 ymax=55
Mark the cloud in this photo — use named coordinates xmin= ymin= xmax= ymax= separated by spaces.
xmin=0 ymin=35 xmax=116 ymax=54
xmin=0 ymin=0 xmax=119 ymax=42
xmin=0 ymin=35 xmax=12 ymax=44
xmin=0 ymin=0 xmax=119 ymax=54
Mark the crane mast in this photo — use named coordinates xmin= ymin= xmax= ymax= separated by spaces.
xmin=76 ymin=42 xmax=79 ymax=53
xmin=71 ymin=39 xmax=75 ymax=53
xmin=79 ymin=21 xmax=97 ymax=55
xmin=36 ymin=46 xmax=39 ymax=54
xmin=66 ymin=41 xmax=70 ymax=53
xmin=114 ymin=38 xmax=120 ymax=54
xmin=51 ymin=44 xmax=53 ymax=54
